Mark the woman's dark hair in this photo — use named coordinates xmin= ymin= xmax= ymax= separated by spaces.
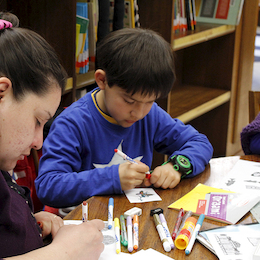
xmin=96 ymin=28 xmax=175 ymax=99
xmin=0 ymin=12 xmax=67 ymax=101
xmin=0 ymin=11 xmax=19 ymax=27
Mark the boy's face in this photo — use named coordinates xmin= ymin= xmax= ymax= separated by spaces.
xmin=99 ymin=85 xmax=156 ymax=128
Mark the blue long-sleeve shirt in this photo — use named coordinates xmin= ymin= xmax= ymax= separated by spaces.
xmin=35 ymin=89 xmax=213 ymax=207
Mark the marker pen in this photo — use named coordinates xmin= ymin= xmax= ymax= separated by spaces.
xmin=108 ymin=198 xmax=114 ymax=229
xmin=114 ymin=218 xmax=121 ymax=254
xmin=185 ymin=214 xmax=205 ymax=255
xmin=127 ymin=216 xmax=133 ymax=252
xmin=175 ymin=210 xmax=192 ymax=239
xmin=114 ymin=149 xmax=151 ymax=179
xmin=120 ymin=215 xmax=128 ymax=247
xmin=171 ymin=208 xmax=184 ymax=241
xmin=152 ymin=214 xmax=171 ymax=252
xmin=159 ymin=213 xmax=174 ymax=249
xmin=175 ymin=217 xmax=197 ymax=250
xmin=133 ymin=215 xmax=139 ymax=250
xmin=82 ymin=201 xmax=88 ymax=222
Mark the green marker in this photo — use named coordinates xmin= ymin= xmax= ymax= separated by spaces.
xmin=120 ymin=215 xmax=128 ymax=247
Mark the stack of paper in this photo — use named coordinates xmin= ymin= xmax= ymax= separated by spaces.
xmin=198 ymin=224 xmax=260 ymax=260
xmin=216 ymin=159 xmax=260 ymax=222
xmin=168 ymin=183 xmax=260 ymax=224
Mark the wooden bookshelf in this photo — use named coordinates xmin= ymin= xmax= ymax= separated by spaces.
xmin=138 ymin=0 xmax=259 ymax=160
xmin=76 ymin=70 xmax=95 ymax=90
xmin=0 ymin=0 xmax=96 ymax=105
xmin=1 ymin=0 xmax=258 ymax=158
xmin=170 ymin=86 xmax=231 ymax=123
xmin=173 ymin=23 xmax=235 ymax=51
xmin=64 ymin=77 xmax=74 ymax=93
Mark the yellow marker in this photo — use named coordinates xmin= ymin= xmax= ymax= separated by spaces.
xmin=114 ymin=218 xmax=121 ymax=254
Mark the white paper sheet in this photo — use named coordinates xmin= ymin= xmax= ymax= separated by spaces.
xmin=124 ymin=188 xmax=162 ymax=203
xmin=216 ymin=159 xmax=260 ymax=193
xmin=201 ymin=224 xmax=260 ymax=260
xmin=64 ymin=220 xmax=173 ymax=259
xmin=215 ymin=159 xmax=260 ymax=223
xmin=207 ymin=231 xmax=259 ymax=260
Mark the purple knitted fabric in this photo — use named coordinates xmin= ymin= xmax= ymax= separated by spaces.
xmin=241 ymin=112 xmax=260 ymax=154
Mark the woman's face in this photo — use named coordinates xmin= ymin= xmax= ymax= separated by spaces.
xmin=0 ymin=79 xmax=61 ymax=171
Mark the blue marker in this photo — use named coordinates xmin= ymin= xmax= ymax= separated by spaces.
xmin=108 ymin=198 xmax=114 ymax=229
xmin=185 ymin=214 xmax=205 ymax=255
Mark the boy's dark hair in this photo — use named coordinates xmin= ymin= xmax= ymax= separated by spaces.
xmin=96 ymin=28 xmax=175 ymax=99
xmin=0 ymin=12 xmax=67 ymax=101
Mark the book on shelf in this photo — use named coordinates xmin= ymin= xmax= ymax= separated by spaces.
xmin=76 ymin=14 xmax=89 ymax=74
xmin=76 ymin=2 xmax=90 ymax=74
xmin=76 ymin=23 xmax=81 ymax=58
xmin=173 ymin=0 xmax=181 ymax=33
xmin=109 ymin=0 xmax=135 ymax=30
xmin=173 ymin=0 xmax=195 ymax=34
xmin=195 ymin=0 xmax=244 ymax=26
xmin=124 ymin=0 xmax=135 ymax=29
xmin=185 ymin=0 xmax=195 ymax=30
xmin=87 ymin=0 xmax=98 ymax=66
xmin=168 ymin=183 xmax=260 ymax=224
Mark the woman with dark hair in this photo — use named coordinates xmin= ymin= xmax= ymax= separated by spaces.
xmin=0 ymin=13 xmax=104 ymax=260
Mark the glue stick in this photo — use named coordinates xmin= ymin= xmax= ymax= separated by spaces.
xmin=175 ymin=217 xmax=197 ymax=250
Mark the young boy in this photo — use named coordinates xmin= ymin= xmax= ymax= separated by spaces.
xmin=35 ymin=28 xmax=213 ymax=208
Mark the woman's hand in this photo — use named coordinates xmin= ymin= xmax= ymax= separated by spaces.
xmin=34 ymin=211 xmax=63 ymax=239
xmin=51 ymin=219 xmax=105 ymax=260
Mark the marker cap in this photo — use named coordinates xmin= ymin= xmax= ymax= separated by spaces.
xmin=114 ymin=217 xmax=120 ymax=228
xmin=109 ymin=198 xmax=114 ymax=206
xmin=175 ymin=217 xmax=197 ymax=250
xmin=185 ymin=248 xmax=191 ymax=255
xmin=159 ymin=213 xmax=166 ymax=223
xmin=122 ymin=240 xmax=128 ymax=247
xmin=128 ymin=246 xmax=133 ymax=253
xmin=163 ymin=240 xmax=172 ymax=252
xmin=124 ymin=207 xmax=142 ymax=219
xmin=133 ymin=214 xmax=138 ymax=224
xmin=175 ymin=233 xmax=190 ymax=250
xmin=127 ymin=216 xmax=132 ymax=226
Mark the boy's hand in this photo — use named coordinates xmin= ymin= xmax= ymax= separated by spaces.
xmin=143 ymin=162 xmax=181 ymax=189
xmin=119 ymin=161 xmax=149 ymax=190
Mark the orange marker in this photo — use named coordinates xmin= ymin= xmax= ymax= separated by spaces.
xmin=133 ymin=215 xmax=139 ymax=250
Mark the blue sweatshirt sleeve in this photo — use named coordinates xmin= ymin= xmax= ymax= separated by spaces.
xmin=35 ymin=116 xmax=123 ymax=208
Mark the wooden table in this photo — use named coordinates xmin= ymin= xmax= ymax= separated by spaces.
xmin=64 ymin=155 xmax=260 ymax=259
